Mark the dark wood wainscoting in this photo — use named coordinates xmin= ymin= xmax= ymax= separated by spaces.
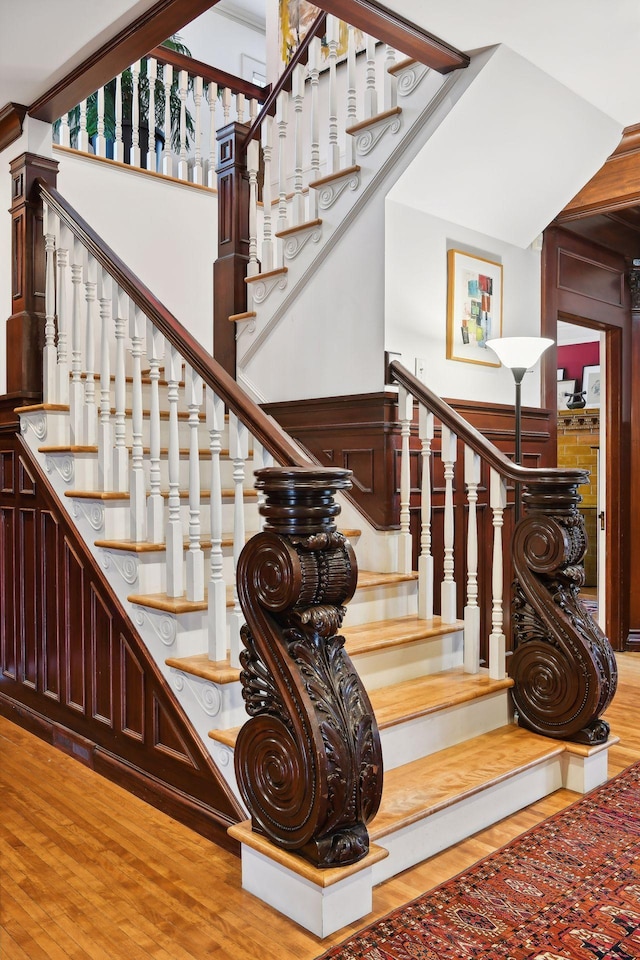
xmin=0 ymin=428 xmax=243 ymax=850
xmin=264 ymin=392 xmax=553 ymax=662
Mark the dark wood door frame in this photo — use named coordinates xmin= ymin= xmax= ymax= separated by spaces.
xmin=542 ymin=226 xmax=630 ymax=651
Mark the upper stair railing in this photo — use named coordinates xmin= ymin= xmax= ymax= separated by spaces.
xmin=53 ymin=44 xmax=270 ymax=185
xmin=390 ymin=360 xmax=617 ymax=745
xmin=36 ymin=178 xmax=382 ymax=869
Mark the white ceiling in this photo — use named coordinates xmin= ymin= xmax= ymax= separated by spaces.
xmin=1 ymin=0 xmax=638 ymax=128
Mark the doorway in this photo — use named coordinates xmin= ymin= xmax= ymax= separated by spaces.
xmin=556 ymin=320 xmax=605 ymax=627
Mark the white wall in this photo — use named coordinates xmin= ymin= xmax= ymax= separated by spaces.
xmin=57 ymin=151 xmax=217 ymax=353
xmin=179 ymin=5 xmax=266 ymax=82
xmin=385 ymin=200 xmax=543 ymax=406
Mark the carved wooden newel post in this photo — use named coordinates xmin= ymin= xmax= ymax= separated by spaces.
xmin=509 ymin=477 xmax=617 ymax=744
xmin=235 ymin=467 xmax=383 ymax=868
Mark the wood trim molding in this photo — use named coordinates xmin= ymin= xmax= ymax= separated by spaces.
xmin=314 ymin=0 xmax=469 ymax=72
xmin=28 ymin=0 xmax=223 ymax=124
xmin=0 ymin=102 xmax=27 ymax=152
xmin=558 ymin=124 xmax=640 ymax=221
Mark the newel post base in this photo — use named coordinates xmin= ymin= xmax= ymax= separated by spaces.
xmin=234 ymin=467 xmax=383 ymax=869
xmin=508 ymin=478 xmax=617 ymax=745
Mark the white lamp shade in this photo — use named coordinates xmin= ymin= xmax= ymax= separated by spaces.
xmin=485 ymin=336 xmax=554 ymax=370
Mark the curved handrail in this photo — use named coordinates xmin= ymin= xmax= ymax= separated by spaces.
xmin=390 ymin=360 xmax=588 ymax=487
xmin=149 ymin=46 xmax=271 ymax=104
xmin=38 ymin=179 xmax=307 ymax=468
xmin=241 ymin=10 xmax=327 ymax=150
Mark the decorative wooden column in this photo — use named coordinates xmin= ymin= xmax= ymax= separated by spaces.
xmin=234 ymin=467 xmax=383 ymax=868
xmin=6 ymin=152 xmax=58 ymax=404
xmin=213 ymin=122 xmax=250 ymax=379
xmin=509 ymin=477 xmax=617 ymax=745
xmin=627 ymin=261 xmax=640 ymax=651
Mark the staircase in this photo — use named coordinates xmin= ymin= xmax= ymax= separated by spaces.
xmin=10 ymin=176 xmax=617 ymax=937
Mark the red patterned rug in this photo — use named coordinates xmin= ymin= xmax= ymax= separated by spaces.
xmin=317 ymin=762 xmax=640 ymax=960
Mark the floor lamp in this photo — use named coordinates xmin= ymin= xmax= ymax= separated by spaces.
xmin=485 ymin=336 xmax=554 ymax=518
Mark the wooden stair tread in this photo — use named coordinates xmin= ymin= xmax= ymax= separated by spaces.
xmin=165 ymin=654 xmax=239 ymax=685
xmin=369 ymin=667 xmax=513 ymax=728
xmin=38 ymin=444 xmax=98 ymax=453
xmin=229 ymin=311 xmax=256 ymax=322
xmin=388 ymin=56 xmax=417 ymax=75
xmin=65 ymin=490 xmax=130 ymax=500
xmin=342 ymin=613 xmax=462 ymax=656
xmin=369 ymin=726 xmax=564 ymax=841
xmin=245 ymin=266 xmax=287 ymax=284
xmin=275 ymin=218 xmax=322 ymax=239
xmin=127 ymin=586 xmax=234 ymax=613
xmin=346 ymin=106 xmax=402 ymax=136
xmin=209 ymin=726 xmax=240 ymax=747
xmin=15 ymin=403 xmax=69 ymax=413
xmin=356 ymin=570 xmax=418 ymax=589
xmin=310 ymin=164 xmax=361 ymax=190
xmin=95 ymin=537 xmax=221 ymax=553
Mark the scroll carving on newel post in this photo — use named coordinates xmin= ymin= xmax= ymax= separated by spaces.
xmin=234 ymin=467 xmax=383 ymax=868
xmin=509 ymin=477 xmax=617 ymax=745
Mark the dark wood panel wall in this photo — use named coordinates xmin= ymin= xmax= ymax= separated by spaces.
xmin=0 ymin=427 xmax=242 ymax=848
xmin=542 ymin=226 xmax=630 ymax=650
xmin=264 ymin=392 xmax=554 ymax=661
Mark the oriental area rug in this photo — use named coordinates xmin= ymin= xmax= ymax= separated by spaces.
xmin=317 ymin=761 xmax=640 ymax=960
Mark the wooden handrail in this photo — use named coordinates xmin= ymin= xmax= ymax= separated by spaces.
xmin=150 ymin=46 xmax=271 ymax=103
xmin=38 ymin=179 xmax=307 ymax=468
xmin=390 ymin=360 xmax=588 ymax=487
xmin=241 ymin=10 xmax=327 ymax=150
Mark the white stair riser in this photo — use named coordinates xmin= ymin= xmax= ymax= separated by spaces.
xmin=352 ymin=631 xmax=463 ymax=690
xmin=379 ymin=689 xmax=513 ymax=770
xmin=345 ymin=580 xmax=418 ymax=625
xmin=371 ymin=755 xmax=564 ymax=885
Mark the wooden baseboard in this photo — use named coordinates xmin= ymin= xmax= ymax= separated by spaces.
xmin=625 ymin=630 xmax=640 ymax=652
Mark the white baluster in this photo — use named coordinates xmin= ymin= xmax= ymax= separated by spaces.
xmin=147 ymin=58 xmax=157 ymax=172
xmin=463 ymin=446 xmax=481 ymax=673
xmin=59 ymin=112 xmax=70 ymax=148
xmin=489 ymin=469 xmax=507 ymax=680
xmin=69 ymin=235 xmax=84 ymax=443
xmin=56 ymin=223 xmax=71 ymax=405
xmin=42 ymin=203 xmax=57 ymax=404
xmin=247 ymin=137 xmax=260 ymax=277
xmin=129 ymin=304 xmax=146 ymax=541
xmin=261 ymin=115 xmax=274 ymax=273
xmin=114 ymin=74 xmax=124 ymax=162
xmin=165 ymin=345 xmax=183 ymax=596
xmin=364 ymin=35 xmax=378 ymax=119
xmin=398 ymin=386 xmax=413 ymax=574
xmin=385 ymin=45 xmax=398 ymax=111
xmin=249 ymin=98 xmax=259 ymax=124
xmin=229 ymin=412 xmax=248 ymax=668
xmin=346 ymin=24 xmax=358 ymax=165
xmin=96 ymin=85 xmax=106 ymax=157
xmin=207 ymin=81 xmax=218 ymax=188
xmin=162 ymin=63 xmax=174 ymax=176
xmin=276 ymin=90 xmax=289 ymax=237
xmin=222 ymin=87 xmax=232 ymax=124
xmin=146 ymin=321 xmax=164 ymax=540
xmin=206 ymin=388 xmax=227 ymax=662
xmin=82 ymin=253 xmax=97 ymax=446
xmin=186 ymin=365 xmax=205 ymax=602
xmin=192 ymin=75 xmax=203 ymax=184
xmin=130 ymin=61 xmax=141 ymax=167
xmin=111 ymin=287 xmax=129 ymax=492
xmin=440 ymin=424 xmax=458 ymax=623
xmin=308 ymin=37 xmax=321 ymax=218
xmin=235 ymin=92 xmax=246 ymax=124
xmin=291 ymin=62 xmax=305 ymax=225
xmin=78 ymin=98 xmax=89 ymax=152
xmin=97 ymin=269 xmax=112 ymax=491
xmin=178 ymin=69 xmax=189 ymax=180
xmin=327 ymin=15 xmax=340 ymax=174
xmin=418 ymin=405 xmax=434 ymax=619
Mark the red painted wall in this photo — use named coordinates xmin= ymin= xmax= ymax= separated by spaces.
xmin=557 ymin=341 xmax=600 ymax=388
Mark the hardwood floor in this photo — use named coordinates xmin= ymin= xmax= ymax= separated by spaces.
xmin=1 ymin=654 xmax=639 ymax=960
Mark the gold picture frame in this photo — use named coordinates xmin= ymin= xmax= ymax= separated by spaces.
xmin=446 ymin=249 xmax=503 ymax=366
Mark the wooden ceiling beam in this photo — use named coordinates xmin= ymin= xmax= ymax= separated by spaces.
xmin=0 ymin=103 xmax=28 ymax=152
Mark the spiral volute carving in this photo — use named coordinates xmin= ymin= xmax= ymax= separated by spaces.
xmin=234 ymin=468 xmax=383 ymax=867
xmin=509 ymin=486 xmax=617 ymax=744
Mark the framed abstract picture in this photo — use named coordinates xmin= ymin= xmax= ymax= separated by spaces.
xmin=582 ymin=364 xmax=601 ymax=407
xmin=447 ymin=249 xmax=503 ymax=365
